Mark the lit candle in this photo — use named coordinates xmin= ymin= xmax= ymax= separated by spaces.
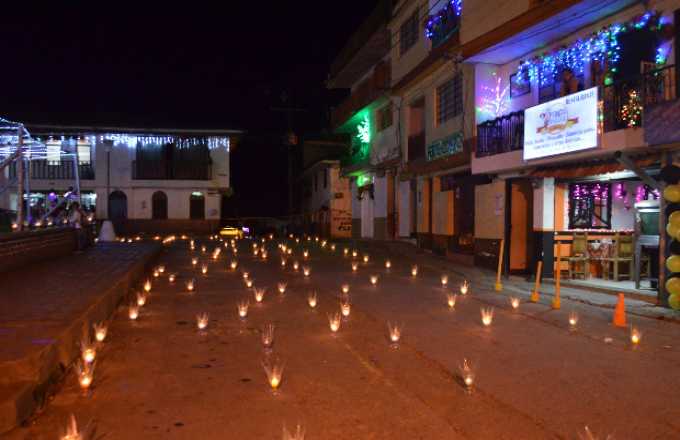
xmin=447 ymin=293 xmax=457 ymax=309
xmin=168 ymin=273 xmax=176 ymax=283
xmin=81 ymin=338 xmax=96 ymax=363
xmin=277 ymin=282 xmax=287 ymax=294
xmin=441 ymin=274 xmax=448 ymax=287
xmin=385 ymin=259 xmax=391 ymax=269
xmin=238 ymin=300 xmax=249 ymax=319
xmin=370 ymin=275 xmax=378 ymax=286
xmin=61 ymin=414 xmax=82 ymax=440
xmin=261 ymin=323 xmax=275 ymax=349
xmin=230 ymin=260 xmax=238 ymax=270
xmin=253 ymin=249 xmax=259 ymax=257
xmin=201 ymin=264 xmax=208 ymax=275
xmin=303 ymin=266 xmax=311 ymax=277
xmin=76 ymin=361 xmax=94 ymax=390
xmin=143 ymin=280 xmax=151 ymax=293
xmin=242 ymin=271 xmax=250 ymax=280
xmin=568 ymin=311 xmax=579 ymax=328
xmin=287 ymin=248 xmax=292 ymax=255
xmin=343 ymin=248 xmax=349 ymax=256
xmin=328 ymin=312 xmax=341 ymax=333
xmin=281 ymin=259 xmax=287 ymax=268
xmin=459 ymin=358 xmax=475 ymax=392
xmin=158 ymin=265 xmax=165 ymax=273
xmin=136 ymin=292 xmax=146 ymax=307
xmin=351 ymin=262 xmax=359 ymax=272
xmin=341 ymin=284 xmax=350 ymax=294
xmin=192 ymin=257 xmax=198 ymax=267
xmin=630 ymin=326 xmax=642 ymax=345
xmin=262 ymin=357 xmax=284 ymax=391
xmin=186 ymin=279 xmax=195 ymax=292
xmin=460 ymin=280 xmax=469 ymax=295
xmin=128 ymin=304 xmax=139 ymax=320
xmin=330 ymin=244 xmax=336 ymax=251
xmin=510 ymin=297 xmax=520 ymax=310
xmin=481 ymin=307 xmax=494 ymax=326
xmin=321 ymin=240 xmax=327 ymax=248
xmin=411 ymin=265 xmax=418 ymax=277
xmin=93 ymin=322 xmax=107 ymax=342
xmin=254 ymin=288 xmax=266 ymax=303
xmin=341 ymin=300 xmax=351 ymax=317
xmin=363 ymin=255 xmax=369 ymax=263
xmin=303 ymin=250 xmax=309 ymax=259
xmin=387 ymin=322 xmax=401 ymax=344
xmin=201 ymin=245 xmax=207 ymax=253
xmin=293 ymin=261 xmax=300 ymax=271
xmin=245 ymin=279 xmax=254 ymax=288
xmin=153 ymin=270 xmax=160 ymax=278
xmin=307 ymin=291 xmax=318 ymax=308
xmin=196 ymin=313 xmax=209 ymax=330
xmin=352 ymin=250 xmax=358 ymax=258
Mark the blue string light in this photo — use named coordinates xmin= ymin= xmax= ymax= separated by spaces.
xmin=425 ymin=0 xmax=462 ymax=40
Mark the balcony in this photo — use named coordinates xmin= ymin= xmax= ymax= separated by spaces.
xmin=476 ymin=111 xmax=524 ymax=157
xmin=425 ymin=4 xmax=461 ymax=49
xmin=331 ymin=61 xmax=391 ymax=129
xmin=132 ymin=160 xmax=212 ymax=180
xmin=475 ymin=65 xmax=677 ymax=158
xmin=9 ymin=160 xmax=95 ymax=180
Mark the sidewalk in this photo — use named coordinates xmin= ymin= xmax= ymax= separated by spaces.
xmin=0 ymin=242 xmax=161 ymax=433
xmin=346 ymin=238 xmax=679 ymax=323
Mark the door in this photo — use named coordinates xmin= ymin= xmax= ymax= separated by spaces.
xmin=152 ymin=191 xmax=168 ymax=220
xmin=108 ymin=191 xmax=127 ymax=220
xmin=190 ymin=193 xmax=205 ymax=219
xmin=509 ymin=180 xmax=533 ymax=272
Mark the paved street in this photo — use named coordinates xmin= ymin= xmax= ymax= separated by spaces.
xmin=6 ymin=237 xmax=680 ymax=439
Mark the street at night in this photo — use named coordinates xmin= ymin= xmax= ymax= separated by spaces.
xmin=1 ymin=1 xmax=680 ymax=439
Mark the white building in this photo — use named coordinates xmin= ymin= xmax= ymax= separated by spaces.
xmin=1 ymin=125 xmax=241 ymax=234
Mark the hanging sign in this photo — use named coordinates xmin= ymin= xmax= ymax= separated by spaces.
xmin=523 ymin=87 xmax=598 ymax=160
xmin=427 ymin=131 xmax=463 ymax=161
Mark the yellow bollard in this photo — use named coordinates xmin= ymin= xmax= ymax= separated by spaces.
xmin=552 ymin=241 xmax=561 ymax=309
xmin=531 ymin=260 xmax=542 ymax=303
xmin=495 ymin=239 xmax=504 ymax=292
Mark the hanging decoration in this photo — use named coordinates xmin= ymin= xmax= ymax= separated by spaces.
xmin=620 ymin=90 xmax=643 ymax=128
xmin=425 ymin=0 xmax=463 ymax=41
xmin=515 ymin=11 xmax=666 ymax=86
xmin=571 ymin=182 xmax=610 ymax=201
xmin=635 ymin=184 xmax=660 ymax=203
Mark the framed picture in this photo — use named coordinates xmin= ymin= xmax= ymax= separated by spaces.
xmin=510 ymin=72 xmax=530 ymax=98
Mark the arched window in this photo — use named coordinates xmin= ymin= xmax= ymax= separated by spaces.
xmin=152 ymin=191 xmax=168 ymax=220
xmin=190 ymin=192 xmax=205 ymax=219
xmin=108 ymin=190 xmax=127 ymax=220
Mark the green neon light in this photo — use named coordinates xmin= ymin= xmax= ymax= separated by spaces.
xmin=356 ymin=114 xmax=371 ymax=144
xmin=357 ymin=174 xmax=370 ymax=187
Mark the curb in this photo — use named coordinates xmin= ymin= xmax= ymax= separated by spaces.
xmin=0 ymin=244 xmax=161 ymax=433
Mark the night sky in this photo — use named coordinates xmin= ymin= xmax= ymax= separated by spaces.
xmin=2 ymin=1 xmax=378 ymax=217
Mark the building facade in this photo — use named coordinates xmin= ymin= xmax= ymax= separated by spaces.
xmin=1 ymin=125 xmax=240 ymax=234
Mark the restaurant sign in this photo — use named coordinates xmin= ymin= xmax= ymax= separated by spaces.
xmin=523 ymin=87 xmax=598 ymax=160
xmin=426 ymin=131 xmax=463 ymax=161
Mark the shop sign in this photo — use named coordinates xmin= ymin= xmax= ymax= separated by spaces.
xmin=523 ymin=87 xmax=598 ymax=160
xmin=426 ymin=132 xmax=463 ymax=161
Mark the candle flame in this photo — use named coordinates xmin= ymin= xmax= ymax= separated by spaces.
xmin=303 ymin=250 xmax=309 ymax=259
xmin=262 ymin=356 xmax=284 ymax=390
xmin=76 ymin=360 xmax=94 ymax=390
xmin=341 ymin=284 xmax=350 ymax=294
xmin=238 ymin=300 xmax=249 ymax=318
xmin=460 ymin=280 xmax=469 ymax=295
xmin=351 ymin=262 xmax=359 ymax=272
xmin=143 ymin=280 xmax=151 ymax=292
xmin=307 ymin=291 xmax=318 ymax=308
xmin=277 ymin=282 xmax=287 ymax=294
xmin=261 ymin=323 xmax=275 ymax=348
xmin=192 ymin=257 xmax=198 ymax=266
xmin=510 ymin=297 xmax=520 ymax=310
xmin=281 ymin=259 xmax=287 ymax=267
xmin=330 ymin=244 xmax=336 ymax=251
xmin=303 ymin=266 xmax=311 ymax=277
xmin=630 ymin=326 xmax=642 ymax=345
xmin=441 ymin=275 xmax=448 ymax=286
xmin=363 ymin=255 xmax=369 ymax=263
xmin=153 ymin=270 xmax=160 ymax=278
xmin=254 ymin=288 xmax=266 ymax=303
xmin=242 ymin=271 xmax=250 ymax=280
xmin=245 ymin=279 xmax=254 ymax=288
xmin=169 ymin=273 xmax=176 ymax=282
xmin=158 ymin=265 xmax=165 ymax=273
xmin=481 ymin=307 xmax=494 ymax=326
xmin=447 ymin=293 xmax=457 ymax=309
xmin=61 ymin=414 xmax=82 ymax=440
xmin=201 ymin=264 xmax=208 ymax=275
xmin=81 ymin=337 xmax=96 ymax=363
xmin=328 ymin=312 xmax=341 ymax=332
xmin=93 ymin=322 xmax=107 ymax=342
xmin=196 ymin=313 xmax=209 ymax=330
xmin=230 ymin=260 xmax=238 ymax=270
xmin=569 ymin=311 xmax=579 ymax=328
xmin=387 ymin=322 xmax=402 ymax=343
xmin=340 ymin=299 xmax=351 ymax=317
xmin=343 ymin=248 xmax=349 ymax=256
xmin=370 ymin=275 xmax=378 ymax=285
xmin=186 ymin=279 xmax=195 ymax=292
xmin=385 ymin=260 xmax=391 ymax=269
xmin=293 ymin=261 xmax=300 ymax=271
xmin=128 ymin=304 xmax=139 ymax=320
xmin=411 ymin=265 xmax=418 ymax=277
xmin=352 ymin=250 xmax=358 ymax=258
xmin=136 ymin=292 xmax=146 ymax=307
xmin=459 ymin=358 xmax=475 ymax=390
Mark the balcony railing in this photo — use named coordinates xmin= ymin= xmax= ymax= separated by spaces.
xmin=407 ymin=132 xmax=426 ymax=162
xmin=9 ymin=160 xmax=95 ymax=180
xmin=476 ymin=111 xmax=524 ymax=158
xmin=132 ymin=160 xmax=212 ymax=180
xmin=475 ymin=65 xmax=677 ymax=158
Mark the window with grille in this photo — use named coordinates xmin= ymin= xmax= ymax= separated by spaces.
xmin=436 ymin=74 xmax=463 ymax=125
xmin=377 ymin=103 xmax=393 ymax=131
xmin=400 ymin=11 xmax=419 ymax=55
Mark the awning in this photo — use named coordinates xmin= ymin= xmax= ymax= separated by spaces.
xmin=529 ymin=154 xmax=660 ymax=179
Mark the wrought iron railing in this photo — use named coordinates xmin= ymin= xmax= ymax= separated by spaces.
xmin=9 ymin=160 xmax=95 ymax=180
xmin=476 ymin=111 xmax=524 ymax=157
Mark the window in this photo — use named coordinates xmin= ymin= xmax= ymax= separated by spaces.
xmin=46 ymin=140 xmax=61 ymax=165
xmin=436 ymin=74 xmax=463 ymax=124
xmin=568 ymin=182 xmax=612 ymax=229
xmin=399 ymin=11 xmax=419 ymax=55
xmin=377 ymin=104 xmax=393 ymax=131
xmin=77 ymin=140 xmax=91 ymax=164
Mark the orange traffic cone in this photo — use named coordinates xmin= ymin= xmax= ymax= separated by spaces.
xmin=613 ymin=293 xmax=626 ymax=327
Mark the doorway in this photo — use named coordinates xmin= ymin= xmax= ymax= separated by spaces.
xmin=152 ymin=191 xmax=168 ymax=220
xmin=108 ymin=190 xmax=127 ymax=220
xmin=190 ymin=192 xmax=205 ymax=219
xmin=508 ymin=180 xmax=534 ymax=273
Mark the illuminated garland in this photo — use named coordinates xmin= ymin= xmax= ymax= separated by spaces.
xmin=516 ymin=11 xmax=664 ymax=85
xmin=425 ymin=0 xmax=462 ymax=40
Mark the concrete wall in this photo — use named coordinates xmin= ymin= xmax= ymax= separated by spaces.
xmin=432 ymin=177 xmax=454 ymax=235
xmin=390 ymin=0 xmax=430 ymax=85
xmin=398 ymin=179 xmax=412 ymax=237
xmin=459 ymin=0 xmax=531 ymax=45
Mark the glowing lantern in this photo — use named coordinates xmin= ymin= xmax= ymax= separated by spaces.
xmin=143 ymin=280 xmax=151 ymax=293
xmin=630 ymin=326 xmax=642 ymax=345
xmin=186 ymin=279 xmax=195 ymax=292
xmin=569 ymin=311 xmax=579 ymax=329
xmin=341 ymin=284 xmax=350 ymax=294
xmin=307 ymin=291 xmax=318 ymax=308
xmin=201 ymin=264 xmax=208 ymax=275
xmin=328 ymin=312 xmax=341 ymax=333
xmin=76 ymin=360 xmax=94 ymax=390
xmin=480 ymin=307 xmax=494 ymax=326
xmin=278 ymin=282 xmax=287 ymax=294
xmin=303 ymin=266 xmax=311 ymax=277
xmin=254 ymin=288 xmax=266 ymax=303
xmin=196 ymin=313 xmax=209 ymax=330
xmin=262 ymin=357 xmax=284 ymax=391
xmin=440 ymin=275 xmax=448 ymax=287
xmin=128 ymin=304 xmax=139 ymax=320
xmin=93 ymin=322 xmax=108 ymax=342
xmin=238 ymin=300 xmax=249 ymax=319
xmin=385 ymin=260 xmax=391 ymax=269
xmin=261 ymin=323 xmax=275 ymax=349
xmin=411 ymin=265 xmax=418 ymax=277
xmin=340 ymin=299 xmax=351 ymax=317
xmin=136 ymin=292 xmax=147 ymax=307
xmin=387 ymin=322 xmax=402 ymax=345
xmin=510 ymin=297 xmax=520 ymax=310
xmin=447 ymin=293 xmax=457 ymax=309
xmin=460 ymin=280 xmax=469 ymax=295
xmin=351 ymin=262 xmax=359 ymax=272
